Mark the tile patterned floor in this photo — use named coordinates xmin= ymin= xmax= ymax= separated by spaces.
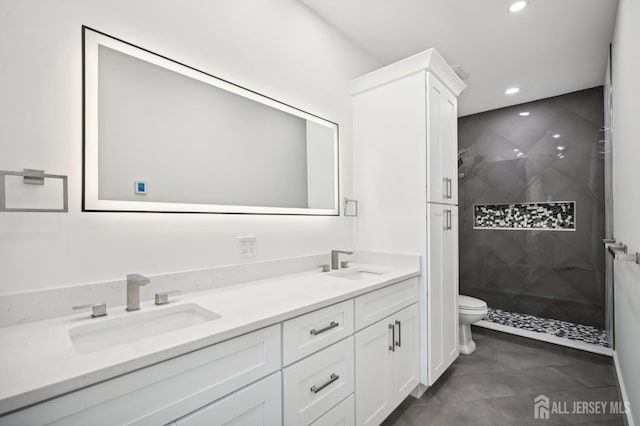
xmin=485 ymin=308 xmax=610 ymax=348
xmin=382 ymin=327 xmax=624 ymax=425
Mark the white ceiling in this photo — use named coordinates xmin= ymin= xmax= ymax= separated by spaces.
xmin=300 ymin=0 xmax=618 ymax=116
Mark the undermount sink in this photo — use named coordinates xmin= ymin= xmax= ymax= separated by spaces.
xmin=69 ymin=303 xmax=220 ymax=353
xmin=330 ymin=268 xmax=385 ymax=281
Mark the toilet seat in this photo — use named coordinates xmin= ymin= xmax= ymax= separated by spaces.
xmin=458 ymin=295 xmax=487 ymax=311
xmin=459 ymin=307 xmax=488 ymax=315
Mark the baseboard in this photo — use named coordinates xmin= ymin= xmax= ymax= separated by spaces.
xmin=613 ymin=351 xmax=636 ymax=426
xmin=475 ymin=320 xmax=613 ymax=356
xmin=411 ymin=383 xmax=428 ymax=399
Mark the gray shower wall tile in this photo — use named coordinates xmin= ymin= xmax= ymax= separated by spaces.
xmin=458 ymin=87 xmax=605 ymax=328
xmin=552 ymin=87 xmax=606 ymax=126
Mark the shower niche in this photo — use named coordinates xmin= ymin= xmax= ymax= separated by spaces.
xmin=473 ymin=201 xmax=575 ymax=231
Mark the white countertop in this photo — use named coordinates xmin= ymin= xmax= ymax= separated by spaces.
xmin=0 ymin=263 xmax=419 ymax=414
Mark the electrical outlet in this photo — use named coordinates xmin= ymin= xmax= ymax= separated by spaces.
xmin=238 ymin=236 xmax=256 ymax=258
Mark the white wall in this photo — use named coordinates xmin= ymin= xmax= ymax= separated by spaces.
xmin=611 ymin=0 xmax=640 ymax=421
xmin=0 ymin=0 xmax=380 ymax=293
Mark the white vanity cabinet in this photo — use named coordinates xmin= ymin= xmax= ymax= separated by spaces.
xmin=281 ymin=278 xmax=417 ymax=426
xmin=0 ymin=325 xmax=282 ymax=426
xmin=0 ymin=276 xmax=422 ymax=426
xmin=351 ymin=48 xmax=466 ymax=386
xmin=354 ymin=304 xmax=419 ymax=426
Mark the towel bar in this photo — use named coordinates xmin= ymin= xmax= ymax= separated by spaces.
xmin=0 ymin=169 xmax=68 ymax=212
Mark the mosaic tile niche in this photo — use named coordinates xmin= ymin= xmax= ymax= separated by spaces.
xmin=474 ymin=201 xmax=575 ymax=231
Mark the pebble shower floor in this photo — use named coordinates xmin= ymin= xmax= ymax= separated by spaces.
xmin=485 ymin=308 xmax=609 ymax=348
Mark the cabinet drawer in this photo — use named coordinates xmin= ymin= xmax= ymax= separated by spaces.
xmin=1 ymin=325 xmax=281 ymax=426
xmin=176 ymin=372 xmax=281 ymax=426
xmin=354 ymin=277 xmax=418 ymax=330
xmin=283 ymin=337 xmax=354 ymax=426
xmin=283 ymin=299 xmax=354 ymax=365
xmin=310 ymin=394 xmax=354 ymax=426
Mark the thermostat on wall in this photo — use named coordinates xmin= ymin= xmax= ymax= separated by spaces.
xmin=134 ymin=181 xmax=147 ymax=195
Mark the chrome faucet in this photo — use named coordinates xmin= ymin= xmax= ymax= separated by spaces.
xmin=331 ymin=250 xmax=353 ymax=270
xmin=126 ymin=273 xmax=150 ymax=311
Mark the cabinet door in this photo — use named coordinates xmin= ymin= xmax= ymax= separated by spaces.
xmin=441 ymin=87 xmax=458 ymax=204
xmin=355 ymin=319 xmax=393 ymax=426
xmin=444 ymin=207 xmax=460 ymax=367
xmin=176 ymin=372 xmax=281 ymax=426
xmin=427 ymin=204 xmax=459 ymax=385
xmin=427 ymin=75 xmax=458 ymax=204
xmin=390 ymin=304 xmax=420 ymax=407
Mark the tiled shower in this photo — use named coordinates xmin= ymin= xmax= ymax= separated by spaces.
xmin=457 ymin=87 xmax=608 ymax=347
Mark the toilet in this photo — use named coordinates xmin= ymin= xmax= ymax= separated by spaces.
xmin=458 ymin=295 xmax=488 ymax=355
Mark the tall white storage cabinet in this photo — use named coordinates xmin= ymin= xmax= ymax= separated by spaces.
xmin=351 ymin=49 xmax=466 ymax=386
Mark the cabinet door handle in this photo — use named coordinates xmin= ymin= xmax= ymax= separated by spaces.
xmin=389 ymin=323 xmax=395 ymax=352
xmin=310 ymin=373 xmax=339 ymax=394
xmin=444 ymin=209 xmax=452 ymax=231
xmin=449 ymin=209 xmax=453 ymax=230
xmin=444 ymin=209 xmax=452 ymax=230
xmin=442 ymin=177 xmax=452 ymax=199
xmin=310 ymin=321 xmax=339 ymax=336
xmin=395 ymin=320 xmax=402 ymax=348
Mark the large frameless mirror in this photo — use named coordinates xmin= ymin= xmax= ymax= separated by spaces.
xmin=83 ymin=27 xmax=339 ymax=215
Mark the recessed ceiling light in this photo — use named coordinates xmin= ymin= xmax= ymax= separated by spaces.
xmin=519 ymin=112 xmax=530 ymax=116
xmin=557 ymin=154 xmax=564 ymax=159
xmin=557 ymin=146 xmax=565 ymax=150
xmin=505 ymin=87 xmax=520 ymax=95
xmin=552 ymin=134 xmax=561 ymax=138
xmin=517 ymin=152 xmax=524 ymax=157
xmin=509 ymin=1 xmax=528 ymax=13
xmin=513 ymin=148 xmax=520 ymax=152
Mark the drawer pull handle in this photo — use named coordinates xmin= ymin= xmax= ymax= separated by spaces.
xmin=310 ymin=373 xmax=340 ymax=394
xmin=395 ymin=320 xmax=402 ymax=348
xmin=310 ymin=321 xmax=339 ymax=336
